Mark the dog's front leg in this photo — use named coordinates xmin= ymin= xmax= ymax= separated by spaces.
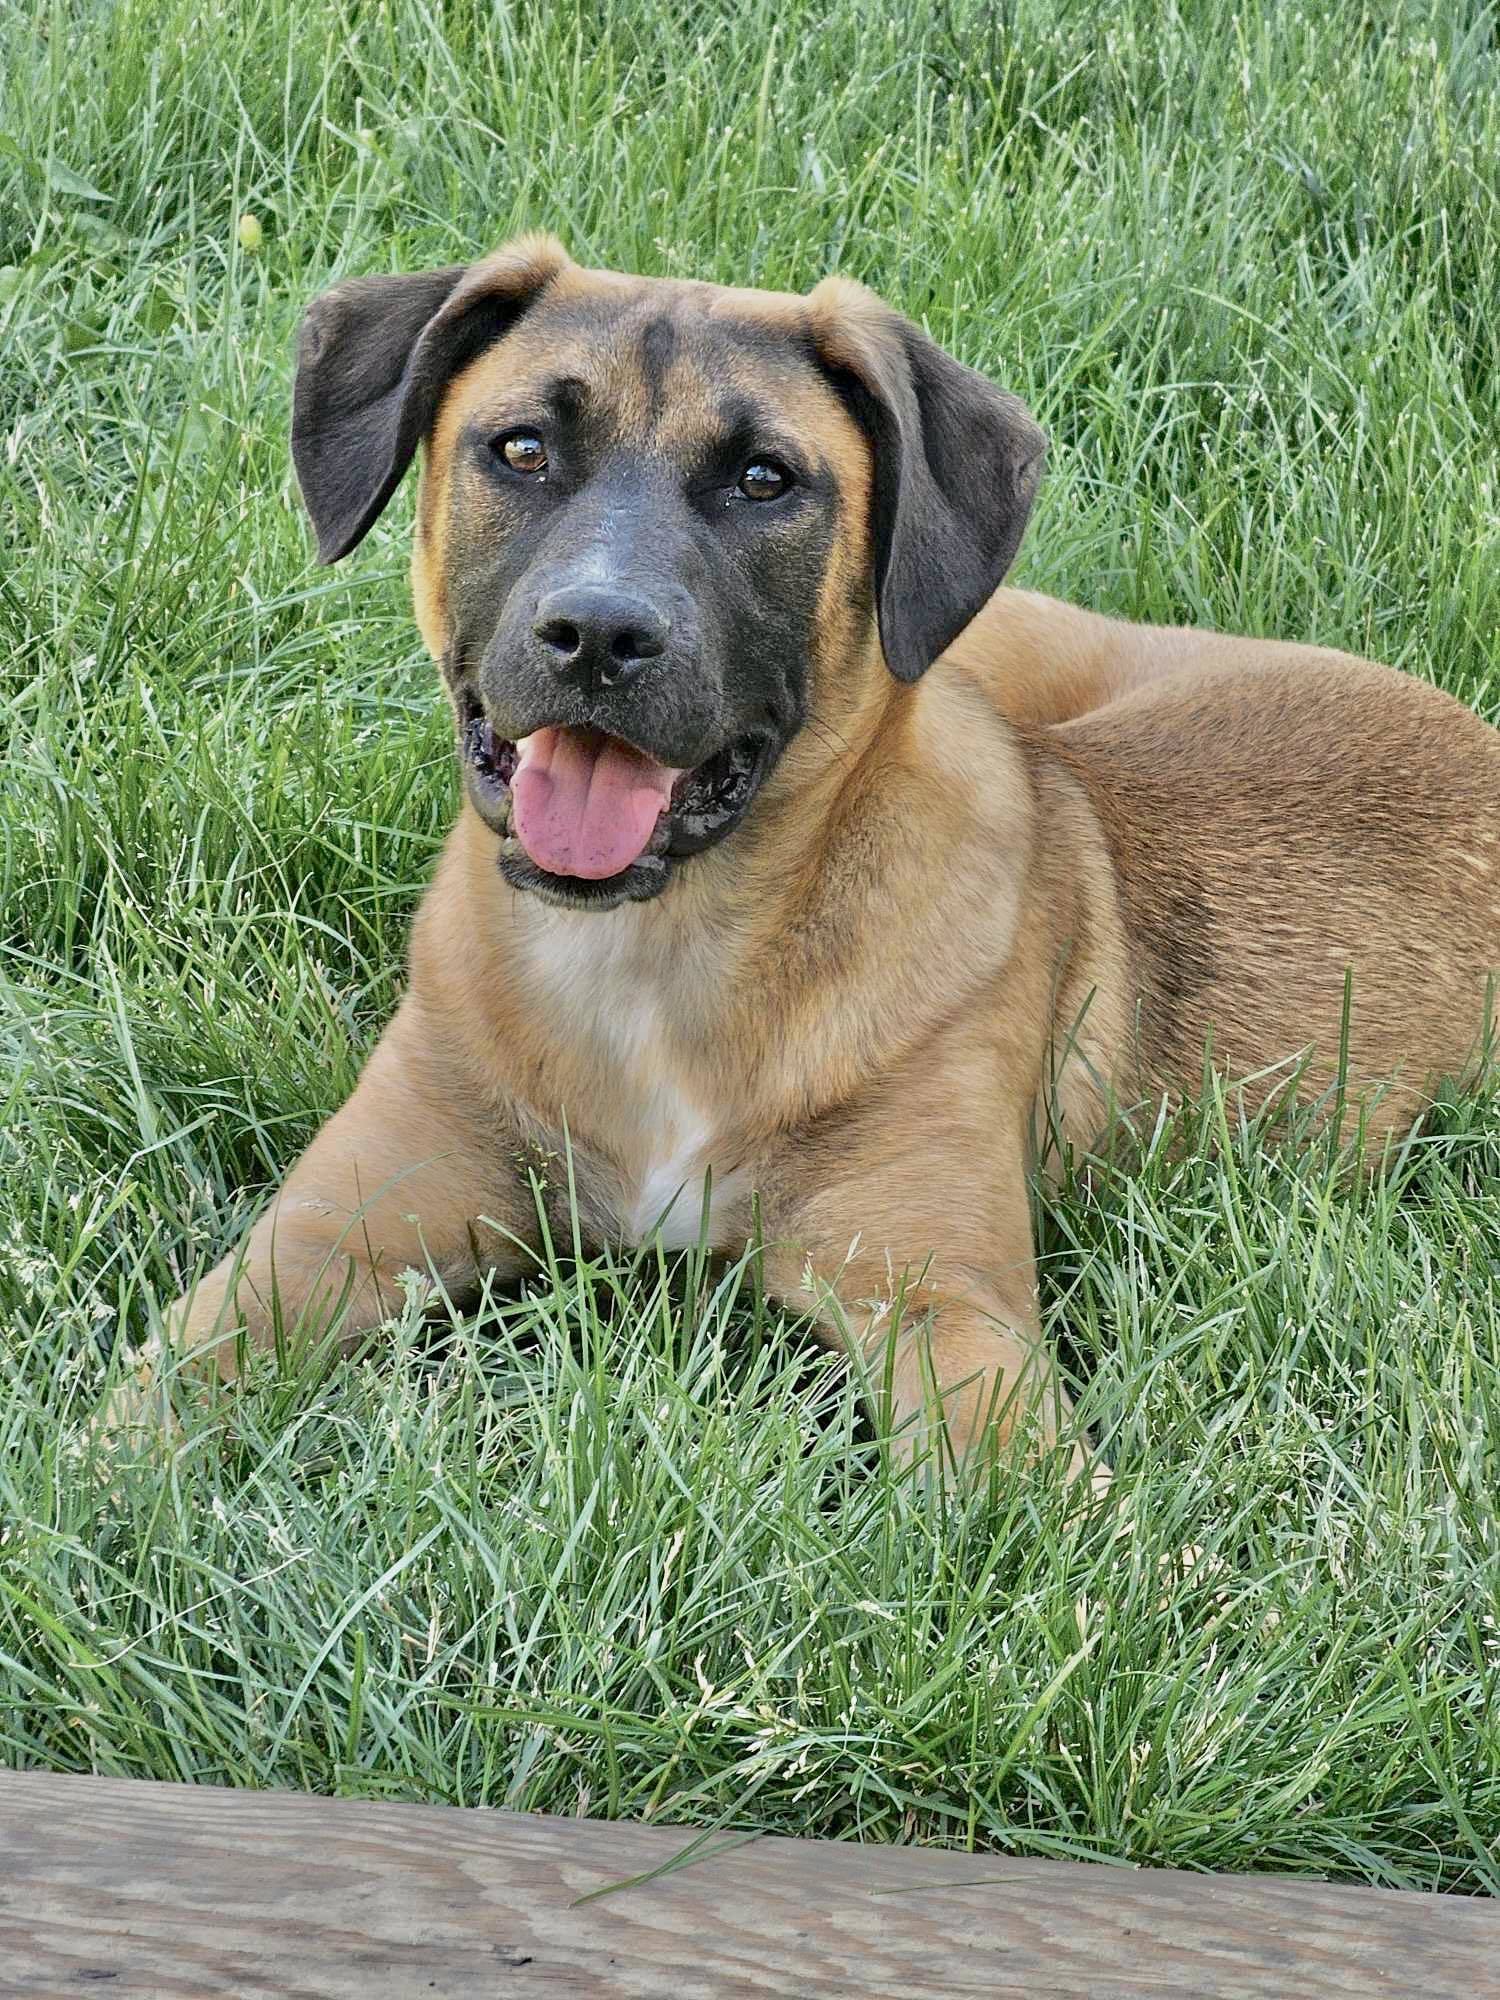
xmin=761 ymin=1125 xmax=1095 ymax=1483
xmin=109 ymin=999 xmax=537 ymax=1433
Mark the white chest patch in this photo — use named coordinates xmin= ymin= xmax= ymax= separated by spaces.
xmin=625 ymin=1099 xmax=726 ymax=1249
xmin=523 ymin=912 xmax=750 ymax=1250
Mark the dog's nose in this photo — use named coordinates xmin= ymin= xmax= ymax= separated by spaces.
xmin=532 ymin=584 xmax=670 ymax=691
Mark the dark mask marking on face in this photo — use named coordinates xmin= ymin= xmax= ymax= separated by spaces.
xmin=433 ymin=299 xmax=844 ymax=908
xmin=288 ymin=250 xmax=1046 ymax=912
xmin=639 ymin=315 xmax=678 ymax=422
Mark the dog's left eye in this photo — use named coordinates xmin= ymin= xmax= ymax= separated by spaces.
xmin=738 ymin=459 xmax=791 ymax=502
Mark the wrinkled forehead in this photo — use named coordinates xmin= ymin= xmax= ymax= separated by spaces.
xmin=435 ymin=271 xmax=861 ymax=466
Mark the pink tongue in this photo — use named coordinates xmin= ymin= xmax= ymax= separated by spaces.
xmin=510 ymin=727 xmax=681 ymax=881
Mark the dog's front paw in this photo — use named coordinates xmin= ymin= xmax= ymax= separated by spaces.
xmin=94 ymin=1335 xmax=182 ymax=1455
xmin=884 ymin=1346 xmax=1111 ymax=1498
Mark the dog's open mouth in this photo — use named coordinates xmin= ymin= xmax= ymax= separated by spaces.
xmin=460 ymin=694 xmax=769 ymax=908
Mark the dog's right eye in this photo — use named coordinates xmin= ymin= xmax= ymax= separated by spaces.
xmin=494 ymin=431 xmax=548 ymax=477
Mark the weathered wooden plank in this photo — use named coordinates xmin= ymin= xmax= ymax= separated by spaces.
xmin=0 ymin=1770 xmax=1493 ymax=1999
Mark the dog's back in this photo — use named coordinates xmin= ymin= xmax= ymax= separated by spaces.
xmin=950 ymin=585 xmax=1379 ymax=727
xmin=976 ymin=600 xmax=1500 ymax=1133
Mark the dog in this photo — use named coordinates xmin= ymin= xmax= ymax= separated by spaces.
xmin=119 ymin=235 xmax=1500 ymax=1475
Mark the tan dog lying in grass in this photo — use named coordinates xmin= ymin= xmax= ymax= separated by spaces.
xmin=115 ymin=237 xmax=1500 ymax=1476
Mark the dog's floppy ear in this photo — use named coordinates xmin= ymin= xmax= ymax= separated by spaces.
xmin=292 ymin=234 xmax=572 ymax=563
xmin=808 ymin=279 xmax=1046 ymax=681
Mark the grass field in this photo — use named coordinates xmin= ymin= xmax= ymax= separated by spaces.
xmin=3 ymin=0 xmax=1499 ymax=1893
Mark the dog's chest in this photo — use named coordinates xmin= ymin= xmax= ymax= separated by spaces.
xmin=522 ymin=917 xmax=751 ymax=1250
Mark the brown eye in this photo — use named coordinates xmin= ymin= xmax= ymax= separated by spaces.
xmin=738 ymin=458 xmax=790 ymax=501
xmin=498 ymin=431 xmax=547 ymax=475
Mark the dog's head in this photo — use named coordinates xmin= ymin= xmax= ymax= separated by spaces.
xmin=292 ymin=235 xmax=1044 ymax=910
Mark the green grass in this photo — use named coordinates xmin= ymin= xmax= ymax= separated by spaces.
xmin=3 ymin=0 xmax=1499 ymax=1893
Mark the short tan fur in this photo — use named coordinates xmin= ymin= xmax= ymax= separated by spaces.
xmin=120 ymin=240 xmax=1500 ymax=1475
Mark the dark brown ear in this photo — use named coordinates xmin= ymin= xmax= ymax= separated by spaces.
xmin=808 ymin=278 xmax=1046 ymax=681
xmin=291 ymin=234 xmax=572 ymax=563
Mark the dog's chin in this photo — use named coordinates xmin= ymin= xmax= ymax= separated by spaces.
xmin=458 ymin=695 xmax=776 ymax=913
xmin=496 ymin=846 xmax=673 ymax=912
